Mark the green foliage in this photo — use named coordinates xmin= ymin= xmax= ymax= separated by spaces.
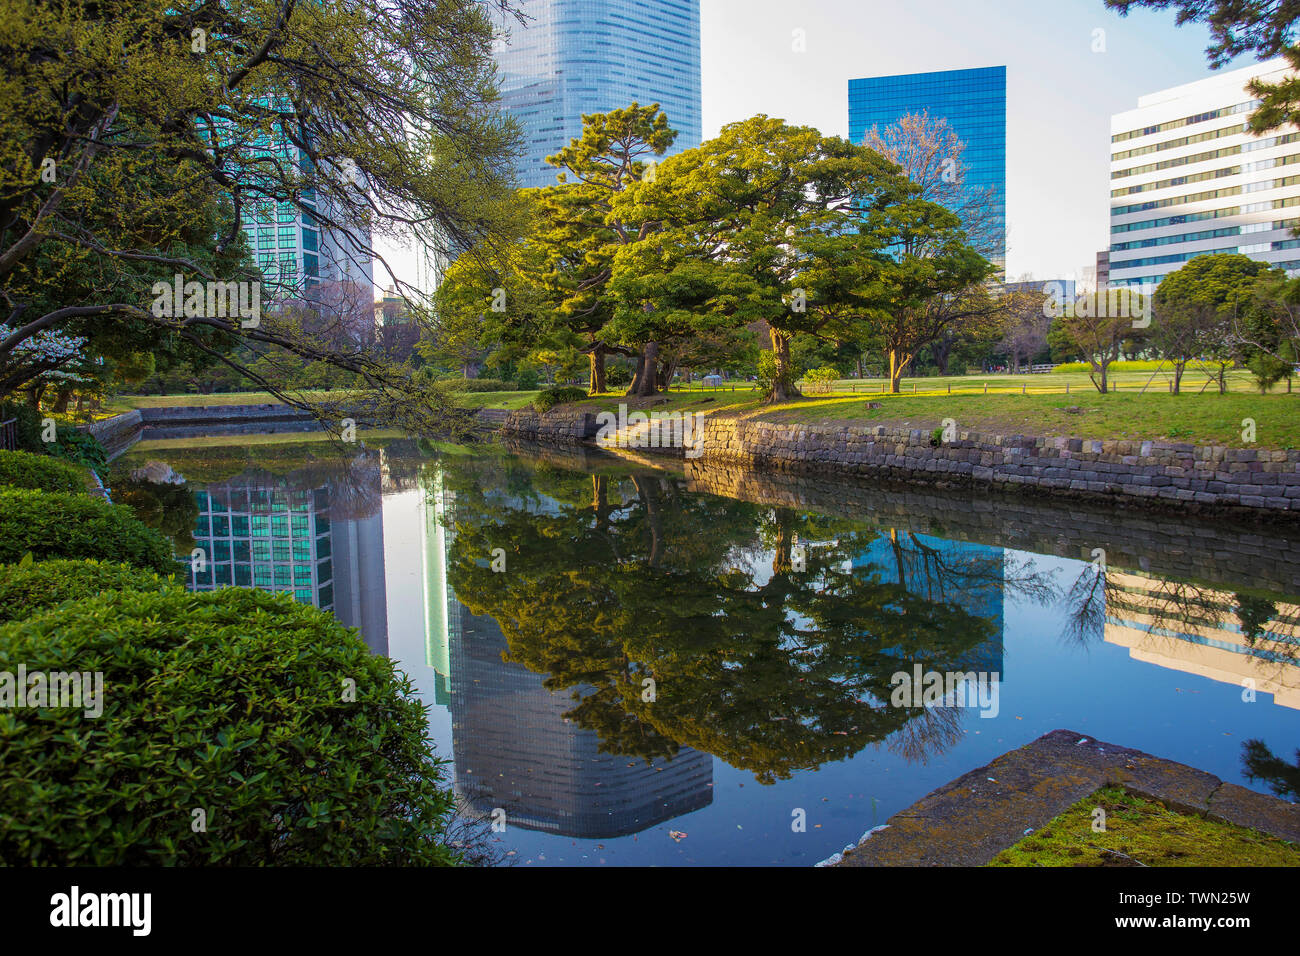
xmin=0 ymin=449 xmax=88 ymax=494
xmin=1052 ymin=359 xmax=1190 ymax=373
xmin=47 ymin=427 xmax=108 ymax=479
xmin=0 ymin=587 xmax=459 ymax=865
xmin=1246 ymin=351 xmax=1292 ymax=392
xmin=514 ymin=367 xmax=541 ymax=390
xmin=755 ymin=351 xmax=778 ymax=399
xmin=0 ymin=558 xmax=180 ymax=624
xmin=0 ymin=488 xmax=181 ymax=574
xmin=113 ymin=477 xmax=201 ymax=555
xmin=442 ymin=378 xmax=520 ymax=393
xmin=801 ymin=366 xmax=839 ymax=394
xmin=532 ymin=386 xmax=589 ymax=412
xmin=604 ymin=363 xmax=631 ymax=389
xmin=0 ymin=402 xmax=43 ymax=451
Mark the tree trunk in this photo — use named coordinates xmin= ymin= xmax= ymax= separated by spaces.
xmin=888 ymin=349 xmax=910 ymax=394
xmin=52 ymin=388 xmax=72 ymax=414
xmin=656 ymin=359 xmax=677 ymax=392
xmin=627 ymin=341 xmax=659 ymax=397
xmin=588 ymin=345 xmax=606 ymax=395
xmin=771 ymin=509 xmax=794 ymax=576
xmin=769 ymin=328 xmax=799 ymax=402
xmin=1173 ymin=361 xmax=1185 ymax=395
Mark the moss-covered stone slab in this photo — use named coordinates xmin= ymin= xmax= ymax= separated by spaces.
xmin=835 ymin=729 xmax=1300 ymax=867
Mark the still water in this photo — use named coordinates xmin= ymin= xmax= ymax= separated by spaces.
xmin=114 ymin=434 xmax=1300 ymax=866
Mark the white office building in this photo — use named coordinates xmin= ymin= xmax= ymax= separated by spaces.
xmin=1109 ymin=57 xmax=1300 ymax=290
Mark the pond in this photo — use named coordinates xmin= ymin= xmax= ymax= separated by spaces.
xmin=113 ymin=434 xmax=1300 ymax=866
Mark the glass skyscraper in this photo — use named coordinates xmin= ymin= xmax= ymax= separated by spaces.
xmin=848 ymin=66 xmax=1007 ymax=267
xmin=493 ymin=0 xmax=702 ymax=188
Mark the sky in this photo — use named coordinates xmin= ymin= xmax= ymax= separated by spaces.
xmin=698 ymin=0 xmax=1256 ymax=284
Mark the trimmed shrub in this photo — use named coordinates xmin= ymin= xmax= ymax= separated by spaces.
xmin=532 ymin=386 xmax=588 ymax=412
xmin=442 ymin=377 xmax=518 ymax=393
xmin=0 ymin=450 xmax=89 ymax=494
xmin=0 ymin=559 xmax=181 ymax=624
xmin=801 ymin=366 xmax=839 ymax=395
xmin=0 ymin=588 xmax=459 ymax=865
xmin=0 ymin=488 xmax=182 ymax=574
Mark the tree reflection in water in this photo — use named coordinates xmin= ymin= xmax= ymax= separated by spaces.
xmin=438 ymin=456 xmax=1048 ymax=782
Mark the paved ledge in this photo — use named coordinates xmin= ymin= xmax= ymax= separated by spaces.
xmin=832 ymin=729 xmax=1300 ymax=867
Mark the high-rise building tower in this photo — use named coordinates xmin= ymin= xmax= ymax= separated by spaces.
xmin=229 ymin=100 xmax=375 ymax=304
xmin=1109 ymin=58 xmax=1300 ymax=290
xmin=493 ymin=0 xmax=703 ymax=189
xmin=848 ymin=66 xmax=1007 ymax=268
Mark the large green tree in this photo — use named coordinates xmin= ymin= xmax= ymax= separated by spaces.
xmin=610 ymin=116 xmax=920 ymax=401
xmin=1153 ymin=253 xmax=1275 ymax=393
xmin=526 ymin=104 xmax=677 ymax=394
xmin=1 ymin=0 xmax=523 ymax=429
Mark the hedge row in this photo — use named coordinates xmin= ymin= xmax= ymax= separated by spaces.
xmin=0 ymin=583 xmax=457 ymax=865
xmin=0 ymin=487 xmax=181 ymax=574
xmin=0 ymin=460 xmax=462 ymax=865
xmin=0 ymin=449 xmax=91 ymax=494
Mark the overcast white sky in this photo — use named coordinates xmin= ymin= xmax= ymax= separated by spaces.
xmin=699 ymin=0 xmax=1254 ymax=283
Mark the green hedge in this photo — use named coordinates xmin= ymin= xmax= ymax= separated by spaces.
xmin=0 ymin=587 xmax=458 ymax=865
xmin=0 ymin=488 xmax=182 ymax=574
xmin=533 ymin=386 xmax=588 ymax=412
xmin=0 ymin=559 xmax=181 ymax=624
xmin=443 ymin=378 xmax=520 ymax=393
xmin=0 ymin=450 xmax=89 ymax=494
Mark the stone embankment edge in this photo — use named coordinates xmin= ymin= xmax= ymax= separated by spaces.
xmin=500 ymin=408 xmax=1300 ymax=518
xmin=78 ymin=403 xmax=508 ymax=461
xmin=825 ymin=728 xmax=1300 ymax=867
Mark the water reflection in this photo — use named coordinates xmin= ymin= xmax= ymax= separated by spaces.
xmin=112 ymin=437 xmax=1300 ymax=863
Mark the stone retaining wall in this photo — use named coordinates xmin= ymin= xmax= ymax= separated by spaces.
xmin=698 ymin=418 xmax=1300 ymax=515
xmin=681 ymin=459 xmax=1300 ymax=595
xmin=83 ymin=409 xmax=143 ymax=460
xmin=502 ymin=408 xmax=1300 ymax=517
xmin=501 ymin=408 xmax=600 ymax=445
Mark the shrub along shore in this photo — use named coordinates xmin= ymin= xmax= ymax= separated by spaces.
xmin=0 ymin=448 xmax=463 ymax=866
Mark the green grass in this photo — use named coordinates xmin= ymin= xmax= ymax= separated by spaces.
xmin=798 ymin=367 xmax=1275 ymax=396
xmin=752 ymin=392 xmax=1299 ymax=448
xmin=546 ymin=385 xmax=1297 ymax=449
xmin=989 ymin=786 xmax=1300 ymax=867
xmin=453 ymin=389 xmax=541 ymax=411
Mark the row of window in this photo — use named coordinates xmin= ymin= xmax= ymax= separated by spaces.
xmin=1112 ymin=166 xmax=1240 ymax=197
xmin=1112 ymin=207 xmax=1240 ymax=233
xmin=1112 ymin=100 xmax=1259 ymax=143
xmin=1112 ymin=144 xmax=1242 ymax=180
xmin=194 ymin=513 xmax=317 ymax=537
xmin=1111 ymin=122 xmax=1246 ymax=161
xmin=191 ymin=560 xmax=330 ymax=590
xmin=1111 ymin=225 xmax=1240 ymax=251
xmin=1112 ymin=185 xmax=1242 ymax=216
xmin=1112 ymin=237 xmax=1300 ymax=270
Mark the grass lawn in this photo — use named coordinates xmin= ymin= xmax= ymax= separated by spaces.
xmin=562 ymin=386 xmax=1298 ymax=449
xmin=99 ymin=368 xmax=1299 ymax=449
xmin=754 ymin=392 xmax=1300 ymax=449
xmin=988 ymin=786 xmax=1300 ymax=867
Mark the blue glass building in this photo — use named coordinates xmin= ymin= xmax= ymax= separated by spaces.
xmin=848 ymin=66 xmax=1007 ymax=267
xmin=493 ymin=0 xmax=702 ymax=188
